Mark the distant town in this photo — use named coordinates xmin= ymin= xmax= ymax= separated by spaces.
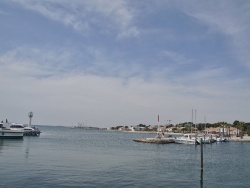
xmin=108 ymin=120 xmax=250 ymax=138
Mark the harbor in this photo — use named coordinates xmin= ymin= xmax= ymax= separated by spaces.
xmin=1 ymin=126 xmax=250 ymax=188
xmin=133 ymin=137 xmax=175 ymax=144
xmin=133 ymin=133 xmax=250 ymax=144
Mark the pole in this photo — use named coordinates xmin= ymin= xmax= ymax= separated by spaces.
xmin=157 ymin=115 xmax=160 ymax=138
xmin=200 ymin=138 xmax=203 ymax=170
xmin=200 ymin=137 xmax=204 ymax=188
xmin=204 ymin=115 xmax=206 ymax=134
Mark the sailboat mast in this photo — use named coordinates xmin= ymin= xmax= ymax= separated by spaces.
xmin=204 ymin=115 xmax=206 ymax=134
xmin=195 ymin=109 xmax=197 ymax=134
xmin=191 ymin=109 xmax=193 ymax=134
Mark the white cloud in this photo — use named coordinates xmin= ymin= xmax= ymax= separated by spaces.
xmin=177 ymin=1 xmax=250 ymax=69
xmin=1 ymin=1 xmax=250 ymax=126
xmin=1 ymin=46 xmax=250 ymax=126
xmin=12 ymin=0 xmax=138 ymax=38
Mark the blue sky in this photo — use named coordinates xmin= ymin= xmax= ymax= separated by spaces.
xmin=0 ymin=0 xmax=249 ymax=127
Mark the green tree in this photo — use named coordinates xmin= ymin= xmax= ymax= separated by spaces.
xmin=237 ymin=121 xmax=245 ymax=139
xmin=182 ymin=127 xmax=188 ymax=133
xmin=233 ymin=120 xmax=239 ymax=127
xmin=246 ymin=123 xmax=250 ymax=136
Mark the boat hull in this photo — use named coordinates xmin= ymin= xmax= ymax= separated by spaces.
xmin=175 ymin=139 xmax=199 ymax=145
xmin=0 ymin=130 xmax=24 ymax=139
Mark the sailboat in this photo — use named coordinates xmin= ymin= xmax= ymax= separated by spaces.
xmin=175 ymin=109 xmax=200 ymax=145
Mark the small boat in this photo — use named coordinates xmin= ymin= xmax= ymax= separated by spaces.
xmin=216 ymin=137 xmax=229 ymax=142
xmin=197 ymin=135 xmax=214 ymax=144
xmin=0 ymin=122 xmax=24 ymax=139
xmin=175 ymin=134 xmax=200 ymax=145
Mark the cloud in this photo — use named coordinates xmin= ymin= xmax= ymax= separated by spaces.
xmin=12 ymin=0 xmax=139 ymax=38
xmin=177 ymin=1 xmax=250 ymax=69
xmin=1 ymin=46 xmax=249 ymax=126
xmin=1 ymin=1 xmax=250 ymax=126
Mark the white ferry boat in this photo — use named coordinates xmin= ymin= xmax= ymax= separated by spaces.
xmin=0 ymin=122 xmax=24 ymax=139
xmin=10 ymin=123 xmax=35 ymax=132
xmin=9 ymin=123 xmax=41 ymax=136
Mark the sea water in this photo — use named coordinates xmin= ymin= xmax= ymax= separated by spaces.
xmin=1 ymin=126 xmax=250 ymax=188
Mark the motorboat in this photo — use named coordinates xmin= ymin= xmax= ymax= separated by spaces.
xmin=10 ymin=123 xmax=41 ymax=136
xmin=175 ymin=134 xmax=200 ymax=145
xmin=216 ymin=137 xmax=229 ymax=142
xmin=0 ymin=122 xmax=24 ymax=139
xmin=10 ymin=123 xmax=34 ymax=132
xmin=197 ymin=135 xmax=215 ymax=144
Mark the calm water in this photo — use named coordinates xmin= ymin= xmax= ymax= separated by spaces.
xmin=1 ymin=126 xmax=250 ymax=188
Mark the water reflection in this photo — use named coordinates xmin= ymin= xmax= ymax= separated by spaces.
xmin=0 ymin=138 xmax=31 ymax=159
xmin=0 ymin=139 xmax=24 ymax=153
xmin=25 ymin=147 xmax=30 ymax=159
xmin=0 ymin=139 xmax=3 ymax=152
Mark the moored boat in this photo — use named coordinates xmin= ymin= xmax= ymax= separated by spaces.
xmin=0 ymin=122 xmax=24 ymax=139
xmin=216 ymin=136 xmax=229 ymax=142
xmin=196 ymin=135 xmax=214 ymax=144
xmin=10 ymin=123 xmax=41 ymax=136
xmin=175 ymin=134 xmax=200 ymax=145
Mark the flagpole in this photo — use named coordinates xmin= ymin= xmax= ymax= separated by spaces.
xmin=158 ymin=114 xmax=159 ymax=133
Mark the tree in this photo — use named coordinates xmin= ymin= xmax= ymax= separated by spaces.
xmin=246 ymin=123 xmax=250 ymax=136
xmin=182 ymin=127 xmax=188 ymax=133
xmin=237 ymin=121 xmax=245 ymax=139
xmin=233 ymin=120 xmax=239 ymax=127
xmin=138 ymin=124 xmax=146 ymax=127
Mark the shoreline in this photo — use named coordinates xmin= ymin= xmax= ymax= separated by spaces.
xmin=120 ymin=130 xmax=183 ymax=135
xmin=229 ymin=135 xmax=250 ymax=142
xmin=119 ymin=130 xmax=250 ymax=142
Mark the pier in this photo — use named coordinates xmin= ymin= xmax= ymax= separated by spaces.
xmin=133 ymin=138 xmax=175 ymax=144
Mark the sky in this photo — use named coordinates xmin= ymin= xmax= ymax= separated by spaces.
xmin=0 ymin=0 xmax=250 ymax=127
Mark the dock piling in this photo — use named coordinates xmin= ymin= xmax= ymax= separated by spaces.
xmin=200 ymin=138 xmax=203 ymax=170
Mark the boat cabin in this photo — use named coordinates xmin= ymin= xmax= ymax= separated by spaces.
xmin=10 ymin=124 xmax=25 ymax=129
